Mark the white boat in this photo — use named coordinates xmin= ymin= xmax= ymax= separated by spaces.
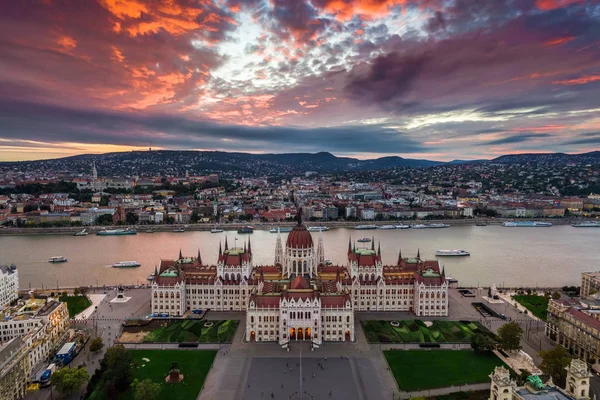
xmin=503 ymin=221 xmax=552 ymax=227
xmin=147 ymin=274 xmax=155 ymax=281
xmin=357 ymin=237 xmax=371 ymax=242
xmin=173 ymin=227 xmax=185 ymax=232
xmin=270 ymin=227 xmax=293 ymax=233
xmin=572 ymin=222 xmax=600 ymax=228
xmin=411 ymin=224 xmax=428 ymax=229
xmin=112 ymin=261 xmax=141 ymax=268
xmin=377 ymin=225 xmax=396 ymax=230
xmin=446 ymin=276 xmax=458 ymax=283
xmin=428 ymin=223 xmax=450 ymax=228
xmin=324 ymin=259 xmax=332 ymax=265
xmin=307 ymin=226 xmax=329 ymax=232
xmin=395 ymin=224 xmax=411 ymax=229
xmin=211 ymin=225 xmax=224 ymax=233
xmin=355 ymin=225 xmax=377 ymax=230
xmin=435 ymin=249 xmax=470 ymax=256
xmin=48 ymin=256 xmax=67 ymax=263
xmin=73 ymin=229 xmax=88 ymax=236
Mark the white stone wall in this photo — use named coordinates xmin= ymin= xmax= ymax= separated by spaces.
xmin=151 ymin=283 xmax=185 ymax=316
xmin=414 ymin=282 xmax=449 ymax=317
xmin=246 ymin=305 xmax=279 ymax=343
xmin=321 ymin=307 xmax=353 ymax=342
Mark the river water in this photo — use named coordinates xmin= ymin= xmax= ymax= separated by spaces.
xmin=1 ymin=225 xmax=598 ymax=289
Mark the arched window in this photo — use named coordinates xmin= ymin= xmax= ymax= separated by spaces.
xmin=303 ymin=260 xmax=307 ymax=272
xmin=251 ymin=316 xmax=254 ymax=323
xmin=225 ymin=273 xmax=229 ymax=281
xmin=237 ymin=273 xmax=241 ymax=281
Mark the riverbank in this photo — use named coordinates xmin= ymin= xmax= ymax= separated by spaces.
xmin=0 ymin=217 xmax=580 ymax=236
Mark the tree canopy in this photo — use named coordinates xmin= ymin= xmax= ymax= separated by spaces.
xmin=51 ymin=367 xmax=89 ymax=395
xmin=132 ymin=378 xmax=161 ymax=400
xmin=539 ymin=346 xmax=572 ymax=387
xmin=497 ymin=321 xmax=524 ymax=352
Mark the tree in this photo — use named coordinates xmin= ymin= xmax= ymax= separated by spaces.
xmin=497 ymin=321 xmax=524 ymax=352
xmin=539 ymin=346 xmax=572 ymax=387
xmin=131 ymin=378 xmax=161 ymax=400
xmin=190 ymin=210 xmax=200 ymax=223
xmin=51 ymin=367 xmax=89 ymax=395
xmin=73 ymin=287 xmax=80 ymax=296
xmin=471 ymin=333 xmax=495 ymax=353
xmin=90 ymin=336 xmax=104 ymax=352
xmin=126 ymin=212 xmax=139 ymax=225
xmin=102 ymin=345 xmax=134 ymax=392
xmin=97 ymin=214 xmax=113 ymax=225
xmin=551 ymin=291 xmax=561 ymax=300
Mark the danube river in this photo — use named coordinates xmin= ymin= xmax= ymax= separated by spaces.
xmin=1 ymin=225 xmax=599 ymax=289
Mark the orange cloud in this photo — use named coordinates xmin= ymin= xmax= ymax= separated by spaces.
xmin=54 ymin=35 xmax=77 ymax=51
xmin=553 ymin=74 xmax=600 ymax=85
xmin=102 ymin=0 xmax=147 ymax=18
xmin=317 ymin=0 xmax=409 ymax=22
xmin=512 ymin=125 xmax=568 ymax=132
xmin=535 ymin=0 xmax=584 ymax=10
xmin=111 ymin=45 xmax=125 ymax=63
xmin=544 ymin=36 xmax=575 ymax=46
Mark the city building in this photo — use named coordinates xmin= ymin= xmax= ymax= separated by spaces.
xmin=580 ymin=271 xmax=600 ymax=298
xmin=0 ymin=264 xmax=18 ymax=307
xmin=0 ymin=338 xmax=30 ymax=400
xmin=151 ymin=219 xmax=448 ymax=347
xmin=489 ymin=359 xmax=591 ymax=400
xmin=546 ymin=298 xmax=600 ymax=363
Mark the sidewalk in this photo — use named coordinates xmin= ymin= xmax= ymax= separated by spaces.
xmin=73 ymin=294 xmax=106 ymax=320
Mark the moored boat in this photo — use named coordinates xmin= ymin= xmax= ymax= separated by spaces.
xmin=112 ymin=261 xmax=141 ymax=268
xmin=446 ymin=276 xmax=458 ymax=283
xmin=211 ymin=225 xmax=224 ymax=233
xmin=503 ymin=221 xmax=552 ymax=227
xmin=572 ymin=221 xmax=600 ymax=228
xmin=97 ymin=228 xmax=137 ymax=236
xmin=411 ymin=224 xmax=428 ymax=229
xmin=435 ymin=249 xmax=470 ymax=256
xmin=475 ymin=222 xmax=488 ymax=226
xmin=173 ymin=227 xmax=185 ymax=233
xmin=48 ymin=256 xmax=67 ymax=263
xmin=307 ymin=226 xmax=329 ymax=232
xmin=238 ymin=226 xmax=254 ymax=234
xmin=357 ymin=237 xmax=371 ymax=242
xmin=395 ymin=224 xmax=411 ymax=229
xmin=355 ymin=225 xmax=377 ymax=230
xmin=270 ymin=227 xmax=293 ymax=233
xmin=147 ymin=274 xmax=155 ymax=281
xmin=428 ymin=223 xmax=450 ymax=228
xmin=73 ymin=229 xmax=88 ymax=236
xmin=377 ymin=225 xmax=396 ymax=230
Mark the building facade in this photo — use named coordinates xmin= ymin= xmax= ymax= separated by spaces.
xmin=0 ymin=338 xmax=30 ymax=400
xmin=580 ymin=272 xmax=600 ymax=299
xmin=151 ymin=221 xmax=448 ymax=347
xmin=0 ymin=264 xmax=18 ymax=307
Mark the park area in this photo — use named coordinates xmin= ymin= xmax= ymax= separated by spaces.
xmin=119 ymin=319 xmax=239 ymax=343
xmin=86 ymin=349 xmax=217 ymax=400
xmin=59 ymin=294 xmax=91 ymax=317
xmin=384 ymin=350 xmax=506 ymax=391
xmin=511 ymin=295 xmax=549 ymax=320
xmin=361 ymin=320 xmax=494 ymax=343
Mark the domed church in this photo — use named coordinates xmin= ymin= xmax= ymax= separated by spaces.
xmin=151 ymin=212 xmax=448 ymax=348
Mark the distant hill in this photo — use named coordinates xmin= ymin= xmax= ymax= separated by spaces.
xmin=491 ymin=151 xmax=600 ymax=164
xmin=1 ymin=150 xmax=598 ymax=177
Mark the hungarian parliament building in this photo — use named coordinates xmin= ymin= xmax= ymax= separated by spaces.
xmin=151 ymin=222 xmax=448 ymax=347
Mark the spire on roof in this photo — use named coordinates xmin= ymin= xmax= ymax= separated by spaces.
xmin=197 ymin=249 xmax=202 ymax=264
xmin=417 ymin=248 xmax=421 ymax=259
xmin=398 ymin=249 xmax=402 ymax=264
xmin=224 ymin=236 xmax=228 ymax=251
xmin=247 ymin=237 xmax=252 ymax=254
xmin=371 ymin=237 xmax=375 ymax=251
xmin=377 ymin=242 xmax=381 ymax=255
xmin=336 ymin=267 xmax=341 ymax=283
xmin=244 ymin=240 xmax=247 ymax=253
xmin=154 ymin=265 xmax=158 ymax=276
xmin=219 ymin=241 xmax=222 ymax=256
xmin=348 ymin=237 xmax=352 ymax=251
xmin=179 ymin=249 xmax=183 ymax=260
xmin=441 ymin=266 xmax=445 ymax=276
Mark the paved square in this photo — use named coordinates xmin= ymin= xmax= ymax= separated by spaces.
xmin=242 ymin=357 xmax=360 ymax=400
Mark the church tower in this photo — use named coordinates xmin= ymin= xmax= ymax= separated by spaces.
xmin=92 ymin=161 xmax=98 ymax=180
xmin=565 ymin=359 xmax=592 ymax=400
xmin=274 ymin=227 xmax=283 ymax=265
xmin=489 ymin=366 xmax=513 ymax=400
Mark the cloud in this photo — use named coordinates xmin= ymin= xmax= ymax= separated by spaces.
xmin=478 ymin=133 xmax=553 ymax=146
xmin=553 ymin=74 xmax=600 ymax=85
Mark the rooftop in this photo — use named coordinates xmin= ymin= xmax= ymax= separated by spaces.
xmin=516 ymin=386 xmax=574 ymax=400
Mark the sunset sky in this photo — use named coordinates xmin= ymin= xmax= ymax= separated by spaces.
xmin=1 ymin=0 xmax=600 ymax=161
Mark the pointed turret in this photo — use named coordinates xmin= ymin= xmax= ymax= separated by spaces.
xmin=224 ymin=236 xmax=228 ymax=251
xmin=348 ymin=237 xmax=352 ymax=252
xmin=197 ymin=249 xmax=202 ymax=264
xmin=154 ymin=265 xmax=158 ymax=276
xmin=336 ymin=267 xmax=341 ymax=283
xmin=417 ymin=248 xmax=421 ymax=259
xmin=441 ymin=266 xmax=445 ymax=276
xmin=219 ymin=241 xmax=222 ymax=256
xmin=398 ymin=249 xmax=402 ymax=264
xmin=179 ymin=249 xmax=183 ymax=260
xmin=244 ymin=240 xmax=247 ymax=253
xmin=377 ymin=242 xmax=381 ymax=256
xmin=247 ymin=237 xmax=252 ymax=254
xmin=371 ymin=237 xmax=375 ymax=251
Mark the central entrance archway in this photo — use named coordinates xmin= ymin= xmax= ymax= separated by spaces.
xmin=298 ymin=328 xmax=304 ymax=341
xmin=250 ymin=331 xmax=255 ymax=342
xmin=289 ymin=327 xmax=296 ymax=340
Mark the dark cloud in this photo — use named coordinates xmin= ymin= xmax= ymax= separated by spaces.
xmin=425 ymin=11 xmax=446 ymax=33
xmin=478 ymin=133 xmax=553 ymax=146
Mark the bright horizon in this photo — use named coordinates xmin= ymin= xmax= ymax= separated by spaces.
xmin=1 ymin=0 xmax=600 ymax=162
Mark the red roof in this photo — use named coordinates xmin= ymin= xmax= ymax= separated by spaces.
xmin=566 ymin=307 xmax=600 ymax=330
xmin=321 ymin=295 xmax=348 ymax=308
xmin=290 ymin=275 xmax=310 ymax=290
xmin=255 ymin=296 xmax=280 ymax=308
xmin=286 ymin=224 xmax=313 ymax=248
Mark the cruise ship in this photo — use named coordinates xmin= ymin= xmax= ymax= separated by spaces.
xmin=502 ymin=221 xmax=553 ymax=227
xmin=307 ymin=226 xmax=330 ymax=232
xmin=377 ymin=225 xmax=396 ymax=230
xmin=48 ymin=256 xmax=67 ymax=263
xmin=112 ymin=261 xmax=141 ymax=268
xmin=435 ymin=249 xmax=470 ymax=256
xmin=572 ymin=221 xmax=600 ymax=228
xmin=270 ymin=227 xmax=293 ymax=233
xmin=355 ymin=225 xmax=377 ymax=230
xmin=428 ymin=223 xmax=450 ymax=228
xmin=411 ymin=224 xmax=428 ymax=229
xmin=238 ymin=226 xmax=254 ymax=234
xmin=97 ymin=228 xmax=137 ymax=236
xmin=395 ymin=224 xmax=411 ymax=229
xmin=357 ymin=237 xmax=372 ymax=242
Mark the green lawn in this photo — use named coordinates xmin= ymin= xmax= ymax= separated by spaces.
xmin=512 ymin=295 xmax=549 ymax=320
xmin=384 ymin=350 xmax=506 ymax=391
xmin=59 ymin=294 xmax=92 ymax=317
xmin=362 ymin=320 xmax=495 ymax=343
xmin=143 ymin=320 xmax=239 ymax=343
xmin=122 ymin=350 xmax=217 ymax=400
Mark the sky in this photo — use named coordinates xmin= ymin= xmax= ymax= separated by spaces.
xmin=1 ymin=0 xmax=600 ymax=162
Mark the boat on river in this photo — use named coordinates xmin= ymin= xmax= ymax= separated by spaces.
xmin=270 ymin=227 xmax=293 ymax=233
xmin=503 ymin=221 xmax=552 ymax=227
xmin=395 ymin=224 xmax=411 ymax=229
xmin=112 ymin=261 xmax=141 ymax=268
xmin=428 ymin=223 xmax=450 ymax=228
xmin=355 ymin=225 xmax=377 ymax=230
xmin=475 ymin=222 xmax=488 ymax=226
xmin=211 ymin=225 xmax=224 ymax=233
xmin=357 ymin=237 xmax=371 ymax=243
xmin=435 ymin=249 xmax=470 ymax=256
xmin=48 ymin=256 xmax=67 ymax=263
xmin=377 ymin=225 xmax=396 ymax=230
xmin=173 ymin=227 xmax=185 ymax=233
xmin=238 ymin=226 xmax=254 ymax=234
xmin=411 ymin=224 xmax=428 ymax=229
xmin=307 ymin=226 xmax=329 ymax=232
xmin=97 ymin=228 xmax=137 ymax=236
xmin=572 ymin=221 xmax=600 ymax=228
xmin=73 ymin=229 xmax=88 ymax=236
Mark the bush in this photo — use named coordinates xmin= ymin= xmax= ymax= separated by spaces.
xmin=90 ymin=337 xmax=104 ymax=352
